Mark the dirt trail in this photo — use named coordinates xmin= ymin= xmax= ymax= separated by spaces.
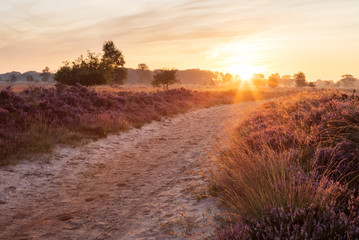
xmin=0 ymin=100 xmax=264 ymax=240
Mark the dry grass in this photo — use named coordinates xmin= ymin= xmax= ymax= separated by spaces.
xmin=213 ymin=138 xmax=341 ymax=220
xmin=0 ymin=82 xmax=230 ymax=93
xmin=95 ymin=83 xmax=233 ymax=93
xmin=211 ymin=89 xmax=359 ymax=239
xmin=0 ymin=82 xmax=55 ymax=92
xmin=0 ymin=81 xmax=302 ymax=93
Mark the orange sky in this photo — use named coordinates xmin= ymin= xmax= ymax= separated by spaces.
xmin=1 ymin=0 xmax=359 ymax=81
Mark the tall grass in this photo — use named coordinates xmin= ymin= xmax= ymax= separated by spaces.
xmin=213 ymin=90 xmax=359 ymax=239
xmin=214 ymin=137 xmax=345 ymax=222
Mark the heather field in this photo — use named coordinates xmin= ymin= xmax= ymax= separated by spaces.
xmin=0 ymin=84 xmax=286 ymax=163
xmin=0 ymin=88 xmax=282 ymax=239
xmin=213 ymin=90 xmax=359 ymax=239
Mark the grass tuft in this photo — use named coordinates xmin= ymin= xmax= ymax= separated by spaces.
xmin=212 ymin=89 xmax=359 ymax=239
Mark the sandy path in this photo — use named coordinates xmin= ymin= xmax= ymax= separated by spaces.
xmin=0 ymin=100 xmax=263 ymax=240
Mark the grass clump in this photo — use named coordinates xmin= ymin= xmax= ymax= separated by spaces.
xmin=213 ymin=90 xmax=359 ymax=239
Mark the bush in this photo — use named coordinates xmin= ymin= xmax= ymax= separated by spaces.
xmin=151 ymin=68 xmax=180 ymax=89
xmin=55 ymin=52 xmax=110 ymax=86
xmin=55 ymin=41 xmax=127 ymax=86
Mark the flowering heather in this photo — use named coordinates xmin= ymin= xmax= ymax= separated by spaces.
xmin=244 ymin=195 xmax=359 ymax=240
xmin=239 ymin=90 xmax=359 ymax=181
xmin=213 ymin=90 xmax=359 ymax=239
xmin=219 ymin=195 xmax=359 ymax=239
xmin=0 ymin=84 xmax=280 ymax=162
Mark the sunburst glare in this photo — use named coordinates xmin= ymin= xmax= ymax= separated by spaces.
xmin=207 ymin=40 xmax=268 ymax=83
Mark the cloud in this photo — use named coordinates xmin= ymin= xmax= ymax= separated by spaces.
xmin=0 ymin=0 xmax=359 ymax=79
xmin=84 ymin=0 xmax=280 ymax=46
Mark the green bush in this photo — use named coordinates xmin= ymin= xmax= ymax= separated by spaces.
xmin=151 ymin=68 xmax=179 ymax=89
xmin=54 ymin=41 xmax=127 ymax=86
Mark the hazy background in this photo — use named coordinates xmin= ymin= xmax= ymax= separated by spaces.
xmin=1 ymin=0 xmax=358 ymax=80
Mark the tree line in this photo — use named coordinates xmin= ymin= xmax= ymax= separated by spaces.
xmin=2 ymin=40 xmax=358 ymax=89
xmin=52 ymin=40 xmax=359 ymax=88
xmin=0 ymin=68 xmax=52 ymax=83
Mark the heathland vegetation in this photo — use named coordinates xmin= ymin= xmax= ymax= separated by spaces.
xmin=2 ymin=41 xmax=301 ymax=162
xmin=1 ymin=39 xmax=359 ymax=238
xmin=0 ymin=83 xmax=288 ymax=163
xmin=213 ymin=90 xmax=359 ymax=239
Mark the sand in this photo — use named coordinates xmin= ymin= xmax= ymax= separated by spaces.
xmin=0 ymin=100 xmax=263 ymax=240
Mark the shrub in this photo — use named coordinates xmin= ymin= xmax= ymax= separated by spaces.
xmin=151 ymin=68 xmax=180 ymax=89
xmin=55 ymin=41 xmax=127 ymax=86
xmin=55 ymin=52 xmax=110 ymax=86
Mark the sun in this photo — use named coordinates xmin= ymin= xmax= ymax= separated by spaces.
xmin=207 ymin=39 xmax=268 ymax=82
xmin=227 ymin=64 xmax=263 ymax=81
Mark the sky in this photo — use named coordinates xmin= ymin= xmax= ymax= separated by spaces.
xmin=0 ymin=0 xmax=359 ymax=81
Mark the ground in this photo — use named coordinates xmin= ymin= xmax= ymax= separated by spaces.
xmin=0 ymin=100 xmax=264 ymax=240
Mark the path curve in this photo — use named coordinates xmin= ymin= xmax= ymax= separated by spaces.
xmin=0 ymin=100 xmax=264 ymax=240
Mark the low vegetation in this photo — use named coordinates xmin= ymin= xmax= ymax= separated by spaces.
xmin=213 ymin=90 xmax=359 ymax=239
xmin=0 ymin=84 xmax=285 ymax=163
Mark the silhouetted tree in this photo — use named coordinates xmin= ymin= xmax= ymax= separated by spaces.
xmin=102 ymin=41 xmax=125 ymax=67
xmin=55 ymin=51 xmax=110 ymax=86
xmin=40 ymin=66 xmax=51 ymax=82
xmin=152 ymin=68 xmax=179 ymax=89
xmin=6 ymin=74 xmax=17 ymax=83
xmin=325 ymin=80 xmax=334 ymax=87
xmin=212 ymin=71 xmax=221 ymax=85
xmin=294 ymin=71 xmax=307 ymax=87
xmin=252 ymin=74 xmax=266 ymax=87
xmin=176 ymin=69 xmax=217 ymax=85
xmin=223 ymin=73 xmax=233 ymax=84
xmin=308 ymin=82 xmax=316 ymax=88
xmin=267 ymin=73 xmax=280 ymax=88
xmin=280 ymin=75 xmax=294 ymax=87
xmin=339 ymin=74 xmax=357 ymax=87
xmin=315 ymin=79 xmax=334 ymax=88
xmin=26 ymin=75 xmax=35 ymax=82
xmin=102 ymin=40 xmax=127 ymax=84
xmin=137 ymin=63 xmax=151 ymax=84
xmin=55 ymin=41 xmax=127 ymax=86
